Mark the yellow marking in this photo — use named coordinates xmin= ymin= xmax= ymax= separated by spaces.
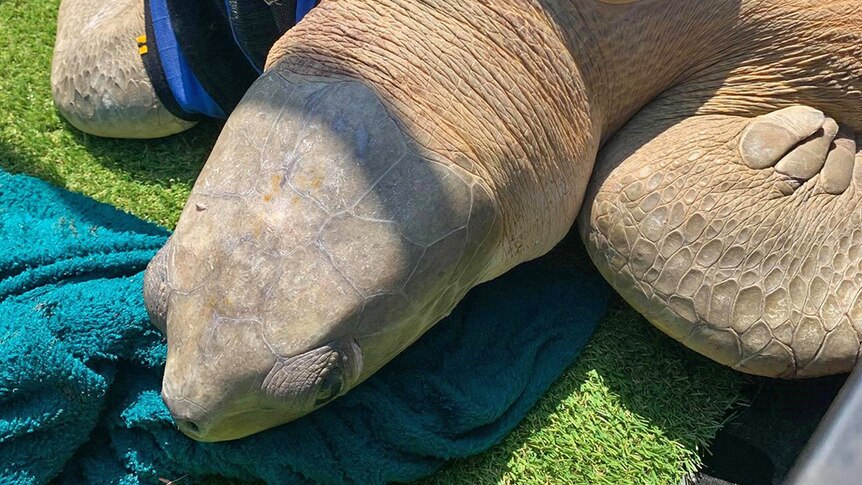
xmin=136 ymin=34 xmax=147 ymax=44
xmin=139 ymin=45 xmax=149 ymax=55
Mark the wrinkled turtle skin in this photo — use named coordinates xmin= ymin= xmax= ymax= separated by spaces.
xmin=53 ymin=0 xmax=862 ymax=441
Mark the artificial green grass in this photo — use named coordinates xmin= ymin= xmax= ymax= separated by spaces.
xmin=0 ymin=1 xmax=748 ymax=483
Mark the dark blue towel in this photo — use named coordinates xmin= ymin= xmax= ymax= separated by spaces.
xmin=0 ymin=167 xmax=608 ymax=485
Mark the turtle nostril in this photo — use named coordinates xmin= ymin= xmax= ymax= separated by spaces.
xmin=161 ymin=391 xmax=211 ymax=439
xmin=176 ymin=418 xmax=202 ymax=436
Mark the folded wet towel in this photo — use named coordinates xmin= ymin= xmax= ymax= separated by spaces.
xmin=0 ymin=167 xmax=608 ymax=485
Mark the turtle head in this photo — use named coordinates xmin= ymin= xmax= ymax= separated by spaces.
xmin=143 ymin=69 xmax=499 ymax=442
xmin=146 ymin=241 xmax=368 ymax=441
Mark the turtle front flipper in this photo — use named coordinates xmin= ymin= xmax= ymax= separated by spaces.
xmin=51 ymin=0 xmax=195 ymax=139
xmin=581 ymin=102 xmax=862 ymax=378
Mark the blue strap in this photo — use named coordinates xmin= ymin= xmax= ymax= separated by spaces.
xmin=296 ymin=0 xmax=316 ymax=21
xmin=150 ymin=0 xmax=226 ymax=118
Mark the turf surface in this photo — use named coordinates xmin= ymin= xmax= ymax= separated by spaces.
xmin=0 ymin=1 xmax=748 ymax=483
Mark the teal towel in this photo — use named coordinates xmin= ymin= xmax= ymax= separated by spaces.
xmin=0 ymin=167 xmax=608 ymax=485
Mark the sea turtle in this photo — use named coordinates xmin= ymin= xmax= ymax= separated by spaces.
xmin=52 ymin=0 xmax=862 ymax=441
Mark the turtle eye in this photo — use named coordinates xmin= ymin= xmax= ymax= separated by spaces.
xmin=315 ymin=365 xmax=343 ymax=406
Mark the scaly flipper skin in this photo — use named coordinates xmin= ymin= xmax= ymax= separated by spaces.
xmin=582 ymin=104 xmax=861 ymax=378
xmin=51 ymin=0 xmax=194 ymax=138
